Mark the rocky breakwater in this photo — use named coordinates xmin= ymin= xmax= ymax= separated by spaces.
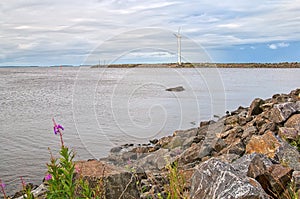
xmin=103 ymin=88 xmax=300 ymax=198
xmin=12 ymin=88 xmax=300 ymax=198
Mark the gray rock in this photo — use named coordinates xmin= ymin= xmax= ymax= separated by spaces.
xmin=232 ymin=153 xmax=273 ymax=175
xmin=165 ymin=136 xmax=184 ymax=149
xmin=134 ymin=148 xmax=170 ymax=170
xmin=268 ymin=102 xmax=298 ymax=123
xmin=276 ymin=142 xmax=300 ymax=171
xmin=190 ymin=158 xmax=270 ymax=199
xmin=173 ymin=127 xmax=198 ymax=137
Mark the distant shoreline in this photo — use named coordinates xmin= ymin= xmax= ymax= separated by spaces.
xmin=1 ymin=62 xmax=300 ymax=68
xmin=91 ymin=62 xmax=300 ymax=68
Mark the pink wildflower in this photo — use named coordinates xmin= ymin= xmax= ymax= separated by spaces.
xmin=45 ymin=174 xmax=52 ymax=181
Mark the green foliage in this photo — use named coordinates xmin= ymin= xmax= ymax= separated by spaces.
xmin=76 ymin=177 xmax=102 ymax=199
xmin=165 ymin=161 xmax=187 ymax=199
xmin=46 ymin=146 xmax=102 ymax=199
xmin=22 ymin=184 xmax=34 ymax=199
xmin=46 ymin=146 xmax=76 ymax=199
xmin=289 ymin=138 xmax=300 ymax=151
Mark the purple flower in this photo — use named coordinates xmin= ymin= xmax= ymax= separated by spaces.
xmin=0 ymin=183 xmax=5 ymax=189
xmin=53 ymin=124 xmax=64 ymax=135
xmin=45 ymin=174 xmax=52 ymax=181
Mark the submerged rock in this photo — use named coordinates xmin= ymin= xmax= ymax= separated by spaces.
xmin=165 ymin=86 xmax=185 ymax=92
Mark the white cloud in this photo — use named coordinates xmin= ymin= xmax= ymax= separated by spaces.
xmin=278 ymin=42 xmax=290 ymax=47
xmin=0 ymin=0 xmax=299 ymax=65
xmin=129 ymin=51 xmax=173 ymax=58
xmin=268 ymin=42 xmax=290 ymax=50
xmin=268 ymin=44 xmax=277 ymax=50
xmin=218 ymin=23 xmax=241 ymax=29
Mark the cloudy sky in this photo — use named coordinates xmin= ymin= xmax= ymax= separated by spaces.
xmin=1 ymin=0 xmax=300 ymax=66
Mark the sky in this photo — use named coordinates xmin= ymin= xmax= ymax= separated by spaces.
xmin=1 ymin=0 xmax=300 ymax=66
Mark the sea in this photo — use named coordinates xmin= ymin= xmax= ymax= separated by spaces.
xmin=0 ymin=66 xmax=299 ymax=196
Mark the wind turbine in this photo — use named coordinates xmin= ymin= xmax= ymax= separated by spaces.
xmin=174 ymin=27 xmax=182 ymax=65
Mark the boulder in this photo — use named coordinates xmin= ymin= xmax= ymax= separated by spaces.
xmin=224 ymin=115 xmax=239 ymax=126
xmin=190 ymin=158 xmax=270 ymax=199
xmin=242 ymin=126 xmax=258 ymax=140
xmin=278 ymin=127 xmax=299 ymax=141
xmin=246 ymin=156 xmax=293 ymax=198
xmin=165 ymin=136 xmax=184 ymax=149
xmin=173 ymin=127 xmax=198 ymax=138
xmin=276 ymin=142 xmax=300 ymax=171
xmin=75 ymin=160 xmax=140 ymax=199
xmin=267 ymin=102 xmax=298 ymax=123
xmin=248 ymin=98 xmax=265 ymax=116
xmin=284 ymin=114 xmax=300 ymax=132
xmin=133 ymin=148 xmax=170 ymax=170
xmin=245 ymin=131 xmax=281 ymax=158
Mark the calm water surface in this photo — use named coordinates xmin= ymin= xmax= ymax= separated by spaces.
xmin=0 ymin=67 xmax=299 ymax=195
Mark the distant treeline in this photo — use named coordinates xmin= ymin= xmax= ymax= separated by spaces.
xmin=91 ymin=62 xmax=300 ymax=68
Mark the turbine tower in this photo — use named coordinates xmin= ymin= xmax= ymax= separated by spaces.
xmin=174 ymin=27 xmax=182 ymax=65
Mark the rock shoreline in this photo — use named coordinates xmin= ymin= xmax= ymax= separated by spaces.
xmin=12 ymin=88 xmax=300 ymax=198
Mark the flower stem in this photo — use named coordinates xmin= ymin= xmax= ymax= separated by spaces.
xmin=58 ymin=129 xmax=64 ymax=148
xmin=0 ymin=179 xmax=7 ymax=199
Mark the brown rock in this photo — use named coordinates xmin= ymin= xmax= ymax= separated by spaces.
xmin=173 ymin=127 xmax=198 ymax=137
xmin=247 ymin=155 xmax=293 ymax=198
xmin=248 ymin=98 xmax=265 ymax=116
xmin=272 ymin=94 xmax=290 ymax=103
xmin=278 ymin=127 xmax=299 ymax=140
xmin=219 ymin=138 xmax=245 ymax=156
xmin=156 ymin=136 xmax=173 ymax=148
xmin=75 ymin=160 xmax=140 ymax=199
xmin=258 ymin=122 xmax=276 ymax=135
xmin=284 ymin=114 xmax=300 ymax=132
xmin=245 ymin=131 xmax=281 ymax=158
xmin=224 ymin=115 xmax=239 ymax=126
xmin=199 ymin=120 xmax=211 ymax=127
xmin=238 ymin=116 xmax=247 ymax=125
xmin=242 ymin=126 xmax=258 ymax=139
xmin=217 ymin=126 xmax=242 ymax=139
xmin=211 ymin=138 xmax=227 ymax=152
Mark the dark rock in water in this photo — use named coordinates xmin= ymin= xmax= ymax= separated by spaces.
xmin=110 ymin=146 xmax=123 ymax=153
xmin=165 ymin=86 xmax=184 ymax=92
xmin=190 ymin=158 xmax=270 ymax=199
xmin=149 ymin=138 xmax=158 ymax=144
